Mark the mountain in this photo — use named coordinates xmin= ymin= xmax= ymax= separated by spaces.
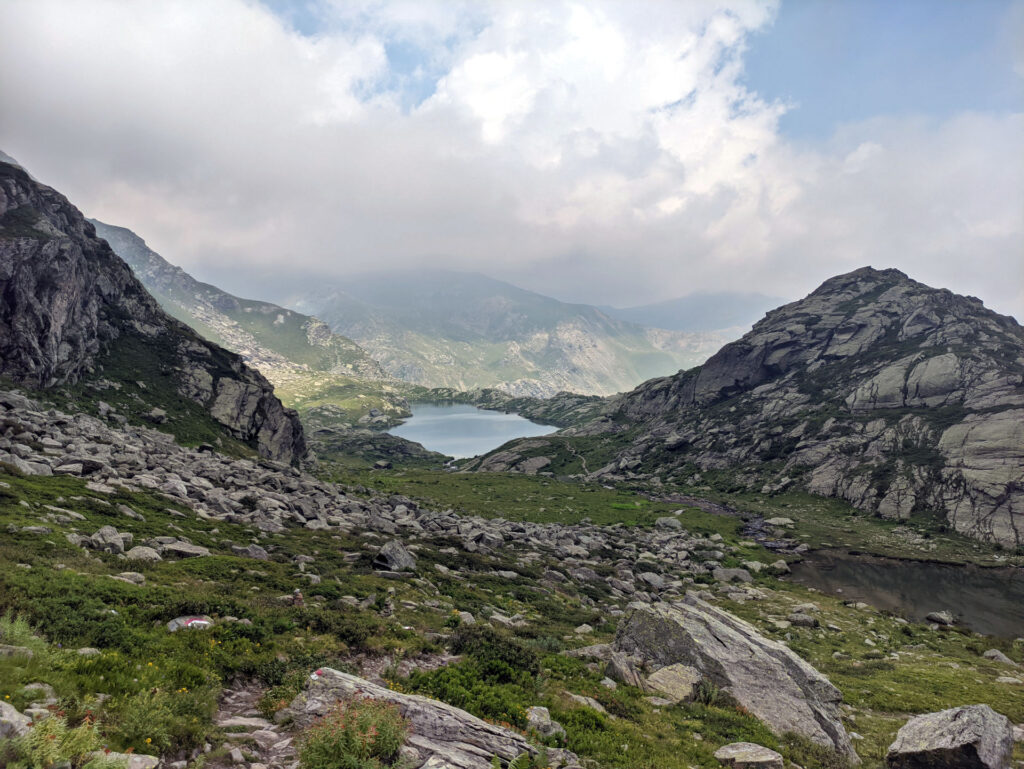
xmin=467 ymin=267 xmax=1024 ymax=547
xmin=90 ymin=220 xmax=424 ymax=433
xmin=286 ymin=270 xmax=728 ymax=397
xmin=0 ymin=159 xmax=305 ymax=463
xmin=90 ymin=220 xmax=387 ymax=383
xmin=603 ymin=291 xmax=784 ymax=332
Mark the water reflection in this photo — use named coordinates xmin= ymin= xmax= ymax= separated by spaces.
xmin=790 ymin=550 xmax=1024 ymax=637
xmin=387 ymin=403 xmax=554 ymax=459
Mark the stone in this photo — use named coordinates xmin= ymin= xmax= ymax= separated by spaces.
xmin=0 ymin=644 xmax=33 ymax=659
xmin=645 ymin=663 xmax=702 ymax=703
xmin=926 ymin=611 xmax=955 ymax=626
xmin=613 ymin=597 xmax=855 ymax=758
xmin=983 ymin=649 xmax=1017 ymax=666
xmin=125 ymin=546 xmax=162 ymax=562
xmin=232 ymin=543 xmax=270 ymax=561
xmin=87 ymin=753 xmax=160 ymax=769
xmin=526 ymin=706 xmax=566 ymax=740
xmin=373 ymin=539 xmax=416 ymax=572
xmin=886 ymin=704 xmax=1012 ymax=769
xmin=0 ymin=701 xmax=31 ymax=738
xmin=162 ymin=541 xmax=211 ymax=558
xmin=713 ymin=742 xmax=785 ymax=769
xmin=713 ymin=568 xmax=752 ymax=583
xmin=166 ymin=615 xmax=214 ymax=632
xmin=284 ymin=668 xmax=568 ymax=769
xmin=604 ymin=652 xmax=646 ymax=690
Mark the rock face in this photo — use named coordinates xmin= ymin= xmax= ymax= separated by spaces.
xmin=614 ymin=596 xmax=857 ymax=759
xmin=0 ymin=160 xmax=304 ymax=464
xmin=487 ymin=268 xmax=1024 ymax=547
xmin=284 ymin=668 xmax=574 ymax=769
xmin=886 ymin=704 xmax=1013 ymax=769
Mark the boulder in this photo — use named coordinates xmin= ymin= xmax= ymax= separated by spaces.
xmin=374 ymin=540 xmax=416 ymax=572
xmin=166 ymin=615 xmax=213 ymax=632
xmin=713 ymin=742 xmax=784 ymax=769
xmin=526 ymin=706 xmax=566 ymax=740
xmin=886 ymin=704 xmax=1012 ymax=769
xmin=232 ymin=543 xmax=270 ymax=561
xmin=0 ymin=701 xmax=31 ymax=738
xmin=613 ymin=597 xmax=856 ymax=759
xmin=125 ymin=546 xmax=162 ymax=562
xmin=927 ymin=611 xmax=955 ymax=626
xmin=162 ymin=541 xmax=210 ymax=558
xmin=284 ymin=668 xmax=572 ymax=769
xmin=88 ymin=752 xmax=160 ymax=769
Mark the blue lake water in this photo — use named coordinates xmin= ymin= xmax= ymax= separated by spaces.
xmin=387 ymin=403 xmax=554 ymax=459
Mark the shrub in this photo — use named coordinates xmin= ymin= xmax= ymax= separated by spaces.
xmin=450 ymin=625 xmax=540 ymax=675
xmin=7 ymin=715 xmax=120 ymax=769
xmin=298 ymin=699 xmax=408 ymax=769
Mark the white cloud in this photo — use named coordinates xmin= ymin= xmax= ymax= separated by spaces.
xmin=0 ymin=0 xmax=1021 ymax=320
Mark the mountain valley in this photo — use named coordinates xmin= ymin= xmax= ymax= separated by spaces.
xmin=1 ymin=156 xmax=1023 ymax=769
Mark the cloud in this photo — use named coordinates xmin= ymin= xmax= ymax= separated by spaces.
xmin=0 ymin=0 xmax=1021 ymax=320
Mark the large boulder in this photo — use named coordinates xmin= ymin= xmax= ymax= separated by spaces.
xmin=374 ymin=540 xmax=416 ymax=572
xmin=886 ymin=704 xmax=1012 ymax=769
xmin=284 ymin=668 xmax=576 ymax=769
xmin=614 ymin=597 xmax=856 ymax=760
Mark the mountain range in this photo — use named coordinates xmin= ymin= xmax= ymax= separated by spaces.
xmin=284 ymin=270 xmax=727 ymax=397
xmin=467 ymin=267 xmax=1024 ymax=548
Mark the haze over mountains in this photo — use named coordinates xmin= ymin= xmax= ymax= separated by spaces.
xmin=601 ymin=292 xmax=784 ymax=333
xmin=285 ymin=270 xmax=727 ymax=397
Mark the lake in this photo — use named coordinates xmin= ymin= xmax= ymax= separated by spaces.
xmin=387 ymin=403 xmax=555 ymax=459
xmin=790 ymin=549 xmax=1024 ymax=637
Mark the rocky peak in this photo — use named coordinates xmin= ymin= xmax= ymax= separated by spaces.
xmin=0 ymin=159 xmax=305 ymax=464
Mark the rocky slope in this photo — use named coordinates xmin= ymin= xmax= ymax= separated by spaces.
xmin=287 ymin=270 xmax=727 ymax=397
xmin=0 ymin=160 xmax=305 ymax=463
xmin=476 ymin=268 xmax=1024 ymax=547
xmin=91 ymin=220 xmax=387 ymax=385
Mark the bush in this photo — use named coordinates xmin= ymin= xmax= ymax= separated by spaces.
xmin=298 ymin=699 xmax=408 ymax=769
xmin=450 ymin=625 xmax=540 ymax=675
xmin=7 ymin=715 xmax=120 ymax=769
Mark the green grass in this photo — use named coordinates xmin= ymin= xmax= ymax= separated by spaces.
xmin=3 ymin=462 xmax=1023 ymax=768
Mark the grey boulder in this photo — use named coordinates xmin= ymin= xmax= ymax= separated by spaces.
xmin=886 ymin=704 xmax=1013 ymax=769
xmin=0 ymin=701 xmax=31 ymax=738
xmin=614 ymin=596 xmax=857 ymax=760
xmin=713 ymin=742 xmax=784 ymax=769
xmin=374 ymin=539 xmax=416 ymax=572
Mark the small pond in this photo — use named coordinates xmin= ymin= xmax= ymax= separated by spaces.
xmin=790 ymin=549 xmax=1024 ymax=637
xmin=387 ymin=403 xmax=554 ymax=459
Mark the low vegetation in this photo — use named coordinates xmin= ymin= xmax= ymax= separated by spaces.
xmin=2 ymin=466 xmax=1023 ymax=768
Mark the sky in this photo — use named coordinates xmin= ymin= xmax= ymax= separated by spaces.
xmin=1 ymin=0 xmax=1022 ymax=319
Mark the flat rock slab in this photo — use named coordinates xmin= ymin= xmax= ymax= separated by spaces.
xmin=714 ymin=742 xmax=785 ymax=769
xmin=614 ymin=596 xmax=856 ymax=759
xmin=887 ymin=704 xmax=1013 ymax=769
xmin=166 ymin=615 xmax=213 ymax=632
xmin=284 ymin=668 xmax=572 ymax=769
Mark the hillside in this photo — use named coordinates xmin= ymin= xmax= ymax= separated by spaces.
xmin=286 ymin=270 xmax=727 ymax=397
xmin=0 ymin=159 xmax=304 ymax=463
xmin=466 ymin=267 xmax=1024 ymax=548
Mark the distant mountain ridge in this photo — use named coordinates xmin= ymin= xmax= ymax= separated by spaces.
xmin=287 ymin=270 xmax=728 ymax=397
xmin=91 ymin=220 xmax=387 ymax=383
xmin=602 ymin=291 xmax=784 ymax=332
xmin=468 ymin=267 xmax=1024 ymax=547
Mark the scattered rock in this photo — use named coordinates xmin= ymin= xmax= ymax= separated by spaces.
xmin=166 ymin=615 xmax=214 ymax=632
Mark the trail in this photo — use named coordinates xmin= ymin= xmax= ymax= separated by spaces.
xmin=205 ymin=681 xmax=297 ymax=769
